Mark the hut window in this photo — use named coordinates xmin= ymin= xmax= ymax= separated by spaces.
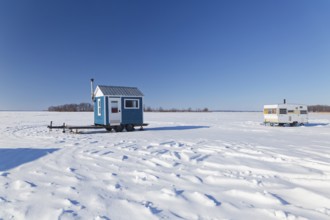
xmin=97 ymin=99 xmax=101 ymax=116
xmin=125 ymin=99 xmax=139 ymax=109
xmin=300 ymin=110 xmax=308 ymax=114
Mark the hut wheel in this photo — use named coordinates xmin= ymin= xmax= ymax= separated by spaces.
xmin=114 ymin=125 xmax=124 ymax=132
xmin=125 ymin=124 xmax=135 ymax=132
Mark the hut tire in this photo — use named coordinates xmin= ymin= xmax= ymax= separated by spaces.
xmin=126 ymin=124 xmax=135 ymax=132
xmin=114 ymin=125 xmax=124 ymax=132
xmin=106 ymin=127 xmax=112 ymax=132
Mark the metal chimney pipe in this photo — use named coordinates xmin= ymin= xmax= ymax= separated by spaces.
xmin=90 ymin=78 xmax=95 ymax=101
xmin=284 ymin=99 xmax=286 ymax=104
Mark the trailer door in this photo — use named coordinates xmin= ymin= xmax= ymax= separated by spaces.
xmin=109 ymin=98 xmax=122 ymax=125
xmin=278 ymin=108 xmax=287 ymax=123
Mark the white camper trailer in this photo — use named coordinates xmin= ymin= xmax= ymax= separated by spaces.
xmin=263 ymin=101 xmax=308 ymax=126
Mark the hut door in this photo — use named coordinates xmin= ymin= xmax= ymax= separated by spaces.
xmin=108 ymin=98 xmax=121 ymax=125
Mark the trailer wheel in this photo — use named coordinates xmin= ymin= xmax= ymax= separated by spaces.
xmin=106 ymin=127 xmax=112 ymax=132
xmin=125 ymin=124 xmax=135 ymax=132
xmin=290 ymin=122 xmax=298 ymax=127
xmin=114 ymin=125 xmax=124 ymax=132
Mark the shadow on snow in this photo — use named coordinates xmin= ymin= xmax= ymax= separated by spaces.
xmin=262 ymin=123 xmax=329 ymax=127
xmin=0 ymin=148 xmax=59 ymax=172
xmin=146 ymin=125 xmax=209 ymax=131
xmin=53 ymin=125 xmax=210 ymax=134
xmin=303 ymin=123 xmax=329 ymax=127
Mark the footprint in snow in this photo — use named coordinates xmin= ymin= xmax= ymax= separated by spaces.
xmin=151 ymin=149 xmax=168 ymax=155
xmin=145 ymin=145 xmax=154 ymax=149
xmin=160 ymin=141 xmax=185 ymax=148
xmin=133 ymin=171 xmax=159 ymax=184
xmin=95 ymin=216 xmax=110 ymax=220
xmin=0 ymin=172 xmax=10 ymax=177
xmin=172 ymin=151 xmax=181 ymax=159
xmin=108 ymin=183 xmax=122 ymax=191
xmin=59 ymin=209 xmax=78 ymax=219
xmin=142 ymin=201 xmax=162 ymax=215
xmin=161 ymin=188 xmax=184 ymax=197
xmin=11 ymin=180 xmax=37 ymax=190
xmin=101 ymin=150 xmax=114 ymax=156
xmin=185 ymin=191 xmax=221 ymax=207
xmin=0 ymin=196 xmax=9 ymax=203
xmin=150 ymin=158 xmax=176 ymax=168
xmin=181 ymin=175 xmax=204 ymax=184
xmin=89 ymin=150 xmax=100 ymax=154
xmin=225 ymin=189 xmax=287 ymax=206
xmin=66 ymin=167 xmax=77 ymax=173
xmin=66 ymin=198 xmax=85 ymax=209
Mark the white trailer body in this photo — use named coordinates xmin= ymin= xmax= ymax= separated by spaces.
xmin=263 ymin=104 xmax=308 ymax=125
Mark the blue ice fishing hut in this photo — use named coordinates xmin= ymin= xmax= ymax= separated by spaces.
xmin=91 ymin=79 xmax=146 ymax=132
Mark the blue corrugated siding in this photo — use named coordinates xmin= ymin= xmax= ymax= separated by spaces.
xmin=94 ymin=97 xmax=107 ymax=125
xmin=95 ymin=96 xmax=143 ymax=125
xmin=121 ymin=97 xmax=143 ymax=125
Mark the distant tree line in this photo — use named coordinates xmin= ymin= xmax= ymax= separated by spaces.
xmin=47 ymin=104 xmax=330 ymax=113
xmin=308 ymin=105 xmax=330 ymax=112
xmin=144 ymin=106 xmax=209 ymax=112
xmin=48 ymin=103 xmax=93 ymax=112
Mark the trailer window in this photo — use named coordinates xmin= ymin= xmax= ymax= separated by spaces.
xmin=279 ymin=109 xmax=287 ymax=114
xmin=125 ymin=99 xmax=139 ymax=109
xmin=300 ymin=110 xmax=308 ymax=114
xmin=264 ymin=108 xmax=276 ymax=114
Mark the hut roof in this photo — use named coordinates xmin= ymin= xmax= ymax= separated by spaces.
xmin=97 ymin=85 xmax=144 ymax=97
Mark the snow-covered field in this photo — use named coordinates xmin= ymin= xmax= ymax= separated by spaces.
xmin=1 ymin=111 xmax=330 ymax=220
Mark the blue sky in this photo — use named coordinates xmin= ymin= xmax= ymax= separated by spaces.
xmin=1 ymin=0 xmax=329 ymax=110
